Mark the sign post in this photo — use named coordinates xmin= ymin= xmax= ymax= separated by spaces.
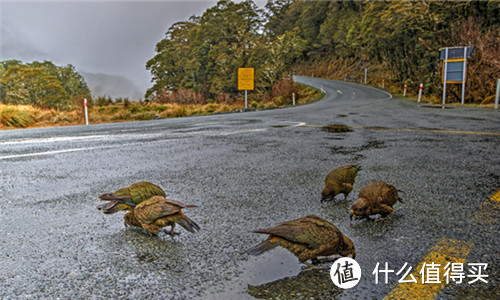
xmin=238 ymin=68 xmax=254 ymax=109
xmin=440 ymin=46 xmax=473 ymax=108
xmin=461 ymin=47 xmax=467 ymax=105
xmin=418 ymin=83 xmax=423 ymax=103
xmin=495 ymin=79 xmax=500 ymax=110
xmin=84 ymin=98 xmax=89 ymax=125
xmin=442 ymin=48 xmax=449 ymax=109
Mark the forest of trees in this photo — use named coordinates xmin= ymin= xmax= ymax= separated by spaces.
xmin=146 ymin=0 xmax=500 ymax=105
xmin=1 ymin=0 xmax=498 ymax=111
xmin=0 ymin=60 xmax=91 ymax=110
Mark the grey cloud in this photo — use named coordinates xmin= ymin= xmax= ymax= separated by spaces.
xmin=0 ymin=21 xmax=49 ymax=61
xmin=1 ymin=1 xmax=218 ymax=98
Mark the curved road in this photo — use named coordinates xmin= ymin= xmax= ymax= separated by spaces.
xmin=0 ymin=76 xmax=498 ymax=299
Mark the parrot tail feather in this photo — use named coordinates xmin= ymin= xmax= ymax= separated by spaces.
xmin=245 ymin=239 xmax=279 ymax=256
xmin=176 ymin=215 xmax=201 ymax=233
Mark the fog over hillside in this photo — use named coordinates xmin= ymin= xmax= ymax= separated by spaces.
xmin=1 ymin=1 xmax=221 ymax=103
xmin=80 ymin=71 xmax=144 ymax=100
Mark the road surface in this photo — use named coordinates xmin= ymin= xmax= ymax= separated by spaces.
xmin=0 ymin=76 xmax=498 ymax=299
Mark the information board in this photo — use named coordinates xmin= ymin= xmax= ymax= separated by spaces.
xmin=440 ymin=46 xmax=474 ymax=60
xmin=442 ymin=59 xmax=465 ymax=83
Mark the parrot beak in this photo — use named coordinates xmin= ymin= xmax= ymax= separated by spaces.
xmin=97 ymin=201 xmax=131 ymax=214
xmin=97 ymin=202 xmax=112 ymax=212
xmin=345 ymin=251 xmax=356 ymax=260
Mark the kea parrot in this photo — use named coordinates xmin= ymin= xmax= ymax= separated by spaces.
xmin=350 ymin=181 xmax=403 ymax=220
xmin=97 ymin=181 xmax=166 ymax=214
xmin=131 ymin=196 xmax=200 ymax=236
xmin=321 ymin=164 xmax=361 ymax=202
xmin=246 ymin=215 xmax=356 ymax=269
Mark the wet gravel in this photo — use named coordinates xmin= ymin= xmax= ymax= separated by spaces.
xmin=0 ymin=76 xmax=499 ymax=299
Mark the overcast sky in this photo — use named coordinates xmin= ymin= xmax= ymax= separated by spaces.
xmin=0 ymin=0 xmax=232 ymax=97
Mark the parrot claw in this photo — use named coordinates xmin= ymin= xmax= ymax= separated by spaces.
xmin=302 ymin=262 xmax=328 ymax=271
xmin=164 ymin=229 xmax=181 ymax=236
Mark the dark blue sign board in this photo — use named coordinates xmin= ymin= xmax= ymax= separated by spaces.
xmin=443 ymin=60 xmax=465 ymax=83
xmin=440 ymin=46 xmax=474 ymax=60
xmin=439 ymin=46 xmax=474 ymax=107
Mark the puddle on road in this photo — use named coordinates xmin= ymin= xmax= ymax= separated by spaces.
xmin=247 ymin=268 xmax=343 ymax=299
xmin=321 ymin=124 xmax=353 ymax=133
xmin=358 ymin=140 xmax=385 ymax=151
xmin=204 ymin=248 xmax=344 ymax=299
xmin=204 ymin=248 xmax=319 ymax=299
xmin=329 ymin=140 xmax=385 ymax=159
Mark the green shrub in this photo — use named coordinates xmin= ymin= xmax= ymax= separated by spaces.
xmin=128 ymin=105 xmax=140 ymax=113
xmin=133 ymin=112 xmax=153 ymax=120
xmin=155 ymin=105 xmax=167 ymax=112
xmin=205 ymin=104 xmax=217 ymax=113
xmin=250 ymin=101 xmax=258 ymax=108
xmin=264 ymin=102 xmax=277 ymax=109
xmin=191 ymin=108 xmax=203 ymax=115
xmin=95 ymin=96 xmax=112 ymax=106
xmin=275 ymin=96 xmax=283 ymax=106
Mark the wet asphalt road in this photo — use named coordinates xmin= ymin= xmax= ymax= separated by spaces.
xmin=0 ymin=76 xmax=498 ymax=299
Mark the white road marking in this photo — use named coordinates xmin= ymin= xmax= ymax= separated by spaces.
xmin=291 ymin=122 xmax=306 ymax=127
xmin=362 ymin=84 xmax=393 ymax=99
xmin=0 ymin=128 xmax=268 ymax=160
xmin=337 ymin=90 xmax=343 ymax=95
xmin=0 ymin=135 xmax=108 ymax=146
xmin=0 ymin=147 xmax=102 ymax=160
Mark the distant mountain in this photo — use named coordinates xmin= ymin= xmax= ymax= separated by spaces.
xmin=80 ymin=71 xmax=144 ymax=100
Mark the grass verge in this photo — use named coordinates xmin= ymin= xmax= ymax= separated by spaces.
xmin=0 ymin=85 xmax=321 ymax=129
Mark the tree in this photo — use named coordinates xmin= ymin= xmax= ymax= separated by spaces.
xmin=0 ymin=60 xmax=22 ymax=101
xmin=146 ymin=0 xmax=499 ymax=104
xmin=1 ymin=65 xmax=69 ymax=109
xmin=146 ymin=20 xmax=200 ymax=99
xmin=28 ymin=61 xmax=91 ymax=101
xmin=146 ymin=0 xmax=263 ymax=100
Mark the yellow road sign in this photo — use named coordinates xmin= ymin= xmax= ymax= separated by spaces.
xmin=238 ymin=68 xmax=254 ymax=90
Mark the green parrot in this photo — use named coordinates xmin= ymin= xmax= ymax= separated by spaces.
xmin=97 ymin=181 xmax=166 ymax=214
xmin=132 ymin=196 xmax=200 ymax=236
xmin=246 ymin=215 xmax=355 ymax=268
xmin=321 ymin=164 xmax=361 ymax=202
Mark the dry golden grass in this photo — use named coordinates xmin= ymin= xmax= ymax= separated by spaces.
xmin=0 ymin=105 xmax=36 ymax=128
xmin=0 ymin=84 xmax=321 ymax=129
xmin=0 ymin=102 xmax=243 ymax=129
